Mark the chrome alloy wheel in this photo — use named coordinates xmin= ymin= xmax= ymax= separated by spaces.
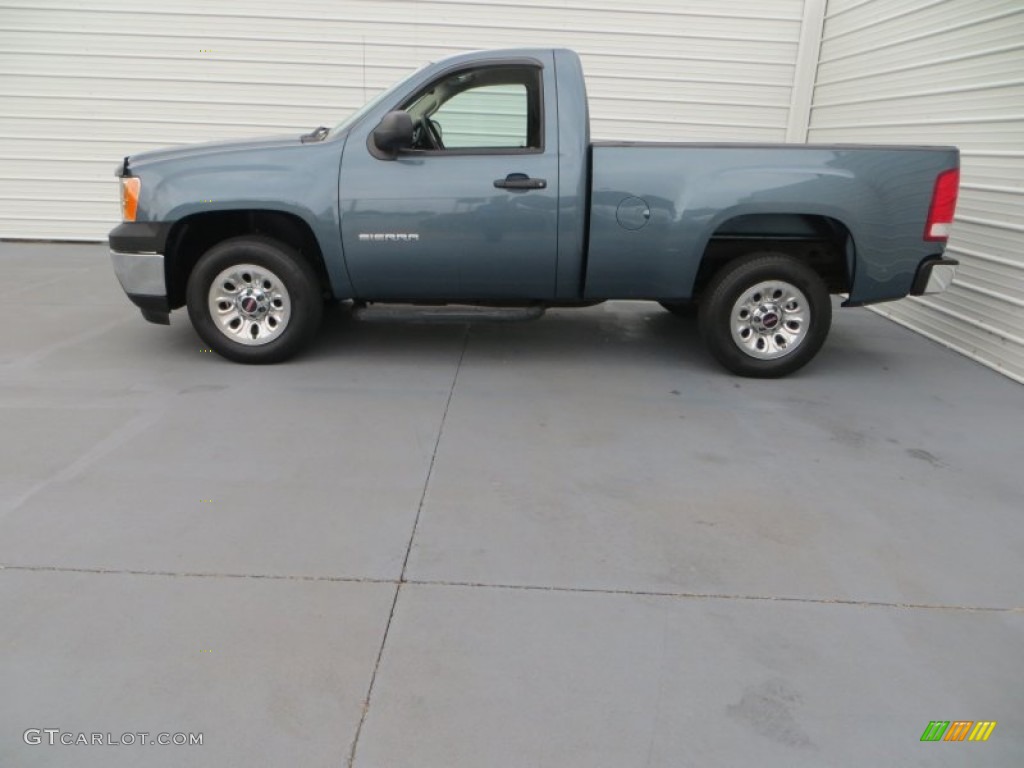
xmin=730 ymin=280 xmax=810 ymax=360
xmin=208 ymin=263 xmax=291 ymax=346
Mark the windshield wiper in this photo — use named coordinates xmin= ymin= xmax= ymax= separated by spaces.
xmin=300 ymin=126 xmax=329 ymax=143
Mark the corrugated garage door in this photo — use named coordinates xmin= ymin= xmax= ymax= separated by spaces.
xmin=808 ymin=0 xmax=1024 ymax=383
xmin=0 ymin=0 xmax=805 ymax=241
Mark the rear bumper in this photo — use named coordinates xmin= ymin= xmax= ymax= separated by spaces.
xmin=109 ymin=221 xmax=173 ymax=325
xmin=910 ymin=257 xmax=959 ymax=296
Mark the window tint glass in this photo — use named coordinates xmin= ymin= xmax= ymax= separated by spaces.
xmin=433 ymin=84 xmax=528 ymax=149
xmin=404 ymin=65 xmax=542 ymax=152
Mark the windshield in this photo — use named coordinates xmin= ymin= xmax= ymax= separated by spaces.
xmin=329 ymin=63 xmax=430 ymax=137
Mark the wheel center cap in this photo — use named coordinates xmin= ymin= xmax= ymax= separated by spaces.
xmin=236 ymin=291 xmax=267 ymax=318
xmin=753 ymin=303 xmax=782 ymax=332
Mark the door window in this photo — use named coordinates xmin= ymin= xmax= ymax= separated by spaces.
xmin=403 ymin=65 xmax=543 ymax=152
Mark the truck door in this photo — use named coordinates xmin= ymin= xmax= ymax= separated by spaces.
xmin=339 ymin=57 xmax=559 ymax=300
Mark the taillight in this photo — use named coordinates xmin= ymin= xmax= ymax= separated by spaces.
xmin=924 ymin=169 xmax=959 ymax=241
xmin=120 ymin=177 xmax=140 ymax=222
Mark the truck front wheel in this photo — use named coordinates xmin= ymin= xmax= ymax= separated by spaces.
xmin=186 ymin=236 xmax=323 ymax=364
xmin=699 ymin=253 xmax=831 ymax=378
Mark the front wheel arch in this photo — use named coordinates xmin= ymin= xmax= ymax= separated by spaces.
xmin=165 ymin=209 xmax=331 ymax=310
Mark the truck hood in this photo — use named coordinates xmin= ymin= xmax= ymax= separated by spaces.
xmin=119 ymin=134 xmax=309 ymax=175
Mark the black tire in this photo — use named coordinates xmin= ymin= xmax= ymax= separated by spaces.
xmin=698 ymin=253 xmax=831 ymax=378
xmin=186 ymin=235 xmax=323 ymax=364
xmin=658 ymin=300 xmax=698 ymax=318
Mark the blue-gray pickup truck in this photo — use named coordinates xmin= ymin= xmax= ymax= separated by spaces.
xmin=109 ymin=47 xmax=960 ymax=377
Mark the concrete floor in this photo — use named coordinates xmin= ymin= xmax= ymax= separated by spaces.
xmin=1 ymin=241 xmax=1021 ymax=767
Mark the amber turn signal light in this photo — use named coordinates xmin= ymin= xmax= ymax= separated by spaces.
xmin=121 ymin=177 xmax=141 ymax=222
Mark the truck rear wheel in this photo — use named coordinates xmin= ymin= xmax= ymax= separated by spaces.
xmin=699 ymin=253 xmax=831 ymax=378
xmin=186 ymin=236 xmax=323 ymax=364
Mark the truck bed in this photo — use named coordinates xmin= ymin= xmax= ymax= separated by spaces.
xmin=584 ymin=142 xmax=958 ymax=304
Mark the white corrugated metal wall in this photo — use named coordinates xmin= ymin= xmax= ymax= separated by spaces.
xmin=808 ymin=0 xmax=1024 ymax=383
xmin=0 ymin=0 xmax=805 ymax=240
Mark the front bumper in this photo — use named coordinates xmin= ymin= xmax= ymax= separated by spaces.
xmin=110 ymin=250 xmax=170 ymax=324
xmin=109 ymin=222 xmax=174 ymax=325
xmin=910 ymin=257 xmax=959 ymax=296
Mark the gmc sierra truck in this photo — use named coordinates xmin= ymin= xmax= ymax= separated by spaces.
xmin=109 ymin=47 xmax=960 ymax=377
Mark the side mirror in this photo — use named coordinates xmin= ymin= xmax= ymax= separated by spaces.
xmin=372 ymin=110 xmax=414 ymax=157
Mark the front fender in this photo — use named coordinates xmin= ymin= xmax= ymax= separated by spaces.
xmin=129 ymin=139 xmax=352 ymax=298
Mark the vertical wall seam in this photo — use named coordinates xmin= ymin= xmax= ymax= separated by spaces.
xmin=786 ymin=0 xmax=828 ymax=142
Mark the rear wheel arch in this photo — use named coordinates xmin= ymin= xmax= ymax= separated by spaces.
xmin=691 ymin=213 xmax=855 ymax=301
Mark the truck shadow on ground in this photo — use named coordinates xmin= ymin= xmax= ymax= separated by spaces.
xmin=302 ymin=301 xmax=893 ymax=379
xmin=309 ymin=301 xmax=713 ymax=369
